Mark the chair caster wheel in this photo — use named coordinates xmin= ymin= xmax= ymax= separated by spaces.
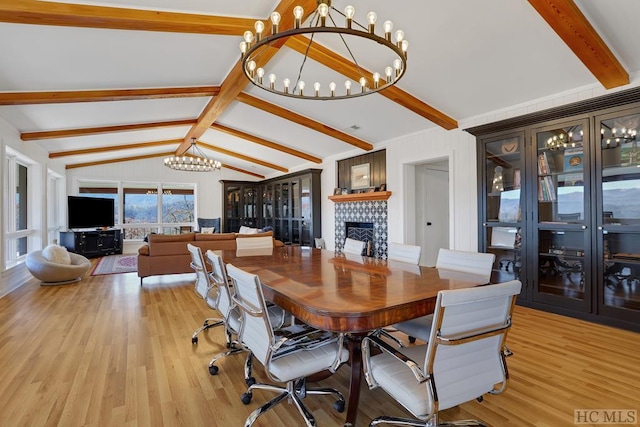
xmin=333 ymin=400 xmax=345 ymax=413
xmin=209 ymin=365 xmax=219 ymax=375
xmin=241 ymin=392 xmax=252 ymax=404
xmin=477 ymin=396 xmax=484 ymax=402
xmin=408 ymin=336 xmax=416 ymax=344
xmin=192 ymin=337 xmax=198 ymax=344
xmin=245 ymin=377 xmax=256 ymax=386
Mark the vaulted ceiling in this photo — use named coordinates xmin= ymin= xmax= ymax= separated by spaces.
xmin=0 ymin=0 xmax=638 ymax=179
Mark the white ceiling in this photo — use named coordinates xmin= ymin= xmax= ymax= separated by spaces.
xmin=1 ymin=0 xmax=640 ymax=179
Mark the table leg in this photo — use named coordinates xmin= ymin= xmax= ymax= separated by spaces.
xmin=344 ymin=334 xmax=363 ymax=427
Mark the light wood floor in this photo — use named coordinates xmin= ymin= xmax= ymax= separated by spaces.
xmin=0 ymin=266 xmax=638 ymax=427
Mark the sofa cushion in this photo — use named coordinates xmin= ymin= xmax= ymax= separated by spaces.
xmin=138 ymin=245 xmax=150 ymax=255
xmin=148 ymin=232 xmax=194 ymax=244
xmin=42 ymin=244 xmax=71 ymax=265
xmin=195 ymin=232 xmax=237 ymax=242
xmin=236 ymin=230 xmax=274 ymax=239
xmin=200 ymin=227 xmax=215 ymax=234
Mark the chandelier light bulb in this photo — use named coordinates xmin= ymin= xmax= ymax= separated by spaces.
xmin=314 ymin=82 xmax=321 ymax=96
xmin=269 ymin=73 xmax=276 ymax=89
xmin=271 ymin=11 xmax=281 ymax=34
xmin=345 ymin=5 xmax=355 ymax=28
xmin=298 ymin=80 xmax=305 ymax=95
xmin=283 ymin=78 xmax=290 ymax=94
xmin=393 ymin=58 xmax=402 ymax=77
xmin=239 ymin=41 xmax=247 ymax=55
xmin=254 ymin=20 xmax=264 ymax=41
xmin=256 ymin=67 xmax=264 ymax=84
xmin=247 ymin=60 xmax=256 ymax=77
xmin=345 ymin=80 xmax=352 ymax=95
xmin=359 ymin=77 xmax=367 ymax=93
xmin=243 ymin=30 xmax=253 ymax=45
xmin=384 ymin=20 xmax=393 ymax=40
xmin=395 ymin=29 xmax=404 ymax=44
xmin=373 ymin=72 xmax=380 ymax=89
xmin=385 ymin=66 xmax=393 ymax=82
xmin=329 ymin=81 xmax=336 ymax=96
xmin=367 ymin=11 xmax=377 ymax=33
xmin=293 ymin=6 xmax=304 ymax=28
xmin=318 ymin=3 xmax=329 ymax=25
xmin=401 ymin=39 xmax=409 ymax=57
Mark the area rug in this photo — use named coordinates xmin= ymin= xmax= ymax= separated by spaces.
xmin=91 ymin=254 xmax=138 ymax=276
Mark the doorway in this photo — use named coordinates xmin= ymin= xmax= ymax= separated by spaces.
xmin=414 ymin=159 xmax=449 ymax=266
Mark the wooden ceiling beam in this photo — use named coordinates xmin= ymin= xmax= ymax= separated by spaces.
xmin=199 ymin=141 xmax=288 ymax=173
xmin=285 ymin=35 xmax=458 ymax=130
xmin=527 ymin=0 xmax=628 ymax=89
xmin=211 ymin=123 xmax=322 ymax=164
xmin=64 ymin=149 xmax=263 ymax=178
xmin=236 ymin=92 xmax=373 ymax=151
xmin=178 ymin=0 xmax=318 ymax=154
xmin=0 ymin=0 xmax=255 ymax=35
xmin=49 ymin=139 xmax=181 ymax=158
xmin=21 ymin=119 xmax=197 ymax=141
xmin=0 ymin=87 xmax=219 ymax=106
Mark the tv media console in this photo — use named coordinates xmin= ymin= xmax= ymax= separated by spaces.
xmin=60 ymin=229 xmax=122 ymax=258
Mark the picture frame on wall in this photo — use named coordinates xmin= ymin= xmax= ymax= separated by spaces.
xmin=351 ymin=163 xmax=370 ymax=189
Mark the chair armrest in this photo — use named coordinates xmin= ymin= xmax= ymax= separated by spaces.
xmin=362 ymin=335 xmax=428 ymax=388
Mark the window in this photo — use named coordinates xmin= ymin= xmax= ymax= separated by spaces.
xmin=77 ymin=180 xmax=196 ymax=240
xmin=48 ymin=170 xmax=63 ymax=244
xmin=4 ymin=148 xmax=35 ymax=267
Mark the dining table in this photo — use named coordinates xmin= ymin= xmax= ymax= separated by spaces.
xmin=219 ymin=246 xmax=488 ymax=426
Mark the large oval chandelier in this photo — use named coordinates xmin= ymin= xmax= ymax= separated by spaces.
xmin=164 ymin=138 xmax=222 ymax=172
xmin=240 ymin=1 xmax=408 ymax=100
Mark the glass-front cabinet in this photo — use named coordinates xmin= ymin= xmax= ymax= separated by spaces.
xmin=473 ymin=88 xmax=640 ymax=331
xmin=596 ymin=108 xmax=640 ymax=324
xmin=479 ymin=131 xmax=526 ymax=300
xmin=532 ymin=118 xmax=592 ymax=312
xmin=221 ymin=169 xmax=322 ymax=246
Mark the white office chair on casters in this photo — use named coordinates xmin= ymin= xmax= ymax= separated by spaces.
xmin=226 ymin=263 xmax=349 ymax=427
xmin=343 ymin=237 xmax=366 ymax=255
xmin=387 ymin=242 xmax=422 ymax=264
xmin=394 ymin=248 xmax=495 ymax=344
xmin=187 ymin=243 xmax=224 ymax=344
xmin=362 ymin=280 xmax=522 ymax=427
xmin=374 ymin=242 xmax=423 ymax=347
xmin=205 ymin=250 xmax=287 ymax=380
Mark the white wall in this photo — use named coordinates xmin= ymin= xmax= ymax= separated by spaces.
xmin=0 ymin=116 xmax=66 ymax=273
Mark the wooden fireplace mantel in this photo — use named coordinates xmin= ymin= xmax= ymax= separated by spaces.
xmin=328 ymin=191 xmax=392 ymax=203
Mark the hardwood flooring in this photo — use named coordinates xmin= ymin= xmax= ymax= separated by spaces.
xmin=0 ymin=267 xmax=638 ymax=426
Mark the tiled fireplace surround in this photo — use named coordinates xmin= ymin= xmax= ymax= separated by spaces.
xmin=334 ymin=200 xmax=388 ymax=259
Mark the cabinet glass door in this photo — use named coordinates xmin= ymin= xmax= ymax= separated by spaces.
xmin=532 ymin=119 xmax=592 ymax=311
xmin=480 ymin=132 xmax=525 ymax=289
xmin=225 ymin=185 xmax=241 ymax=232
xmin=597 ymin=110 xmax=640 ymax=322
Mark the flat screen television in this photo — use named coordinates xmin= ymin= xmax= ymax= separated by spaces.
xmin=68 ymin=196 xmax=115 ymax=229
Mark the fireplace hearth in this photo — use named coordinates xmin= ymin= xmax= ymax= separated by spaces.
xmin=335 ymin=201 xmax=388 ymax=258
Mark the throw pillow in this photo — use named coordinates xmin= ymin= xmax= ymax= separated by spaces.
xmin=238 ymin=225 xmax=259 ymax=234
xmin=42 ymin=244 xmax=71 ymax=265
xmin=201 ymin=227 xmax=215 ymax=234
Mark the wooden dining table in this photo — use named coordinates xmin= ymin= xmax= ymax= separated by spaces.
xmin=219 ymin=246 xmax=487 ymax=426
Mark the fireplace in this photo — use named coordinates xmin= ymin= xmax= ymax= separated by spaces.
xmin=335 ymin=200 xmax=388 ymax=258
xmin=345 ymin=222 xmax=374 ymax=256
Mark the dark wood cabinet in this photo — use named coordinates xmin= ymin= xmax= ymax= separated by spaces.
xmin=60 ymin=229 xmax=122 ymax=258
xmin=221 ymin=169 xmax=322 ymax=246
xmin=470 ymin=87 xmax=640 ymax=332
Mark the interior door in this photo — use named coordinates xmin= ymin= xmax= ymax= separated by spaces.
xmin=416 ymin=161 xmax=449 ymax=266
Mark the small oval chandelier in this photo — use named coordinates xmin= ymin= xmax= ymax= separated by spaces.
xmin=164 ymin=138 xmax=222 ymax=172
xmin=240 ymin=1 xmax=408 ymax=100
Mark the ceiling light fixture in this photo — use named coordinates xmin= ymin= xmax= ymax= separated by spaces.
xmin=239 ymin=0 xmax=408 ymax=100
xmin=164 ymin=138 xmax=221 ymax=172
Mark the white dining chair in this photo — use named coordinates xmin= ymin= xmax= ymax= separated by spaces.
xmin=393 ymin=248 xmax=495 ymax=344
xmin=362 ymin=280 xmax=522 ymax=426
xmin=343 ymin=237 xmax=366 ymax=256
xmin=387 ymin=242 xmax=422 ymax=264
